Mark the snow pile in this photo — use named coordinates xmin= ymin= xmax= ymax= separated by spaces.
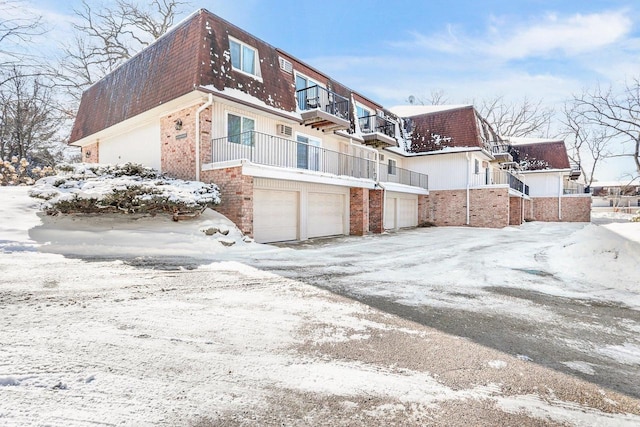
xmin=2 ymin=186 xmax=255 ymax=258
xmin=29 ymin=163 xmax=220 ymax=215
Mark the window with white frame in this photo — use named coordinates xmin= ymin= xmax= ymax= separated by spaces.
xmin=296 ymin=133 xmax=321 ymax=171
xmin=227 ymin=113 xmax=255 ymax=146
xmin=295 ymin=72 xmax=323 ymax=110
xmin=388 ymin=159 xmax=397 ymax=175
xmin=356 ymin=104 xmax=374 ymax=132
xmin=229 ymin=36 xmax=259 ymax=77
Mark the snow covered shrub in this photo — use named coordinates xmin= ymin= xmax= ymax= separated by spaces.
xmin=0 ymin=157 xmax=55 ymax=186
xmin=29 ymin=163 xmax=220 ymax=217
xmin=632 ymin=210 xmax=640 ymax=222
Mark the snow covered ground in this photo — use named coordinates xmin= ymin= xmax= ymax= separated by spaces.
xmin=1 ymin=186 xmax=640 ymax=426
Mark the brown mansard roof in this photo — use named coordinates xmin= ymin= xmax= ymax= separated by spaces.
xmin=510 ymin=140 xmax=571 ymax=170
xmin=70 ymin=9 xmax=301 ymax=143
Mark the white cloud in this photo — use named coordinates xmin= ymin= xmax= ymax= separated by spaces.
xmin=491 ymin=11 xmax=633 ymax=59
xmin=397 ymin=10 xmax=633 ymax=61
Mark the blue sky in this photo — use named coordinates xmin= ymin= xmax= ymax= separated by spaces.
xmin=22 ymin=0 xmax=640 ymax=180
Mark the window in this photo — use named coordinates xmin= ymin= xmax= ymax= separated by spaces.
xmin=229 ymin=37 xmax=259 ymax=77
xmin=474 ymin=159 xmax=480 ymax=174
xmin=227 ymin=113 xmax=255 ymax=146
xmin=356 ymin=104 xmax=373 ymax=132
xmin=296 ymin=134 xmax=321 ymax=171
xmin=388 ymin=159 xmax=397 ymax=175
xmin=295 ymin=73 xmax=322 ymax=110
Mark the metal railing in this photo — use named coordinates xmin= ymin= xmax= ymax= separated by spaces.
xmin=471 ymin=169 xmax=529 ymax=195
xmin=296 ymin=85 xmax=349 ymax=120
xmin=358 ymin=114 xmax=396 ymax=138
xmin=379 ymin=164 xmax=429 ymax=189
xmin=491 ymin=144 xmax=511 ymax=155
xmin=564 ymin=180 xmax=588 ymax=194
xmin=210 ymin=131 xmax=375 ymax=180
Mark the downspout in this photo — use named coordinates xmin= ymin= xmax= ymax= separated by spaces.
xmin=465 ymin=152 xmax=471 ymax=225
xmin=558 ymin=172 xmax=563 ymax=220
xmin=350 ymin=138 xmax=385 ymax=228
xmin=195 ymin=93 xmax=214 ymax=182
xmin=521 ymin=173 xmax=526 ymax=223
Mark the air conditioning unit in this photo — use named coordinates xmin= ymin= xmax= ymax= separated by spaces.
xmin=278 ymin=56 xmax=293 ymax=74
xmin=277 ymin=124 xmax=293 ymax=137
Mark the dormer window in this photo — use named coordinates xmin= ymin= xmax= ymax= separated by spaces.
xmin=229 ymin=36 xmax=260 ymax=78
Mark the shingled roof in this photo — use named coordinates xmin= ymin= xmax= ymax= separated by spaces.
xmin=70 ymin=9 xmax=300 ymax=143
xmin=510 ymin=140 xmax=571 ymax=170
xmin=399 ymin=106 xmax=491 ymax=152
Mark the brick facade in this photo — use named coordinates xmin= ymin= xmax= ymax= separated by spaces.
xmin=469 ymin=188 xmax=509 ymax=228
xmin=82 ymin=142 xmax=99 ymax=163
xmin=200 ymin=166 xmax=254 ymax=237
xmin=349 ymin=188 xmax=370 ymax=236
xmin=523 ymin=198 xmax=534 ymax=222
xmin=160 ymin=103 xmax=212 ymax=181
xmin=426 ymin=188 xmax=510 ymax=228
xmin=369 ymin=189 xmax=384 ymax=234
xmin=532 ymin=196 xmax=591 ymax=222
xmin=509 ymin=196 xmax=523 ymax=226
xmin=418 ymin=194 xmax=429 ymax=225
xmin=427 ymin=190 xmax=468 ymax=226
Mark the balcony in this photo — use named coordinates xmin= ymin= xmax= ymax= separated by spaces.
xmin=471 ymin=169 xmax=529 ymax=195
xmin=296 ymin=85 xmax=350 ymax=132
xmin=210 ymin=131 xmax=375 ymax=180
xmin=378 ymin=165 xmax=429 ymax=189
xmin=564 ymin=180 xmax=588 ymax=195
xmin=491 ymin=143 xmax=513 ymax=162
xmin=358 ymin=114 xmax=397 ymax=147
xmin=569 ymin=160 xmax=581 ymax=180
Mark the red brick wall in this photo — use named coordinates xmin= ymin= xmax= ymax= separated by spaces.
xmin=469 ymin=188 xmax=509 ymax=228
xmin=532 ymin=197 xmax=560 ymax=221
xmin=82 ymin=142 xmax=99 ymax=163
xmin=369 ymin=189 xmax=384 ymax=233
xmin=509 ymin=196 xmax=523 ymax=225
xmin=200 ymin=166 xmax=254 ymax=237
xmin=418 ymin=195 xmax=429 ymax=224
xmin=428 ymin=190 xmax=468 ymax=226
xmin=428 ymin=188 xmax=509 ymax=227
xmin=523 ymin=198 xmax=534 ymax=222
xmin=160 ymin=103 xmax=212 ymax=180
xmin=532 ymin=196 xmax=591 ymax=222
xmin=349 ymin=188 xmax=370 ymax=236
xmin=561 ymin=196 xmax=591 ymax=222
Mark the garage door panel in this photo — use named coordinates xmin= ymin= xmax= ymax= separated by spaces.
xmin=398 ymin=198 xmax=418 ymax=228
xmin=253 ymin=189 xmax=298 ymax=243
xmin=308 ymin=192 xmax=345 ymax=238
xmin=384 ymin=198 xmax=396 ymax=230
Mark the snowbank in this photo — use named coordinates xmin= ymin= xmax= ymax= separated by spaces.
xmin=29 ymin=163 xmax=220 ymax=215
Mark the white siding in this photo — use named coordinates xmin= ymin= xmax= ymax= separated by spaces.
xmin=524 ymin=172 xmax=563 ymax=197
xmin=405 ymin=153 xmax=471 ymax=190
xmin=99 ymin=122 xmax=161 ymax=170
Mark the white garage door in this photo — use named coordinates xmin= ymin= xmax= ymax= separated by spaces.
xmin=308 ymin=192 xmax=346 ymax=238
xmin=253 ymin=189 xmax=298 ymax=243
xmin=384 ymin=197 xmax=396 ymax=230
xmin=384 ymin=192 xmax=418 ymax=230
xmin=398 ymin=197 xmax=418 ymax=228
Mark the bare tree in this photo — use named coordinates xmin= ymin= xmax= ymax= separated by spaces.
xmin=0 ymin=67 xmax=64 ymax=166
xmin=561 ymin=101 xmax=614 ymax=186
xmin=407 ymin=89 xmax=449 ymax=106
xmin=477 ymin=95 xmax=554 ymax=138
xmin=0 ymin=0 xmax=45 ymax=82
xmin=59 ymin=0 xmax=189 ymax=100
xmin=572 ymin=80 xmax=640 ymax=180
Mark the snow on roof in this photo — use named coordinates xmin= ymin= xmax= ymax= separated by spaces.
xmin=385 ymin=146 xmax=486 ymax=157
xmin=591 ymin=180 xmax=640 ymax=188
xmin=388 ymin=104 xmax=472 ymax=118
xmin=507 ymin=137 xmax=563 ymax=145
xmin=200 ymin=85 xmax=302 ymax=122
